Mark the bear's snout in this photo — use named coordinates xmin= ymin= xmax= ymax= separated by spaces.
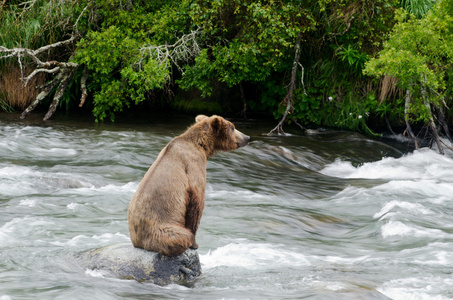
xmin=235 ymin=129 xmax=250 ymax=147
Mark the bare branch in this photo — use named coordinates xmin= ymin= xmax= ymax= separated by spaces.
xmin=139 ymin=28 xmax=202 ymax=75
xmin=43 ymin=69 xmax=75 ymax=121
xmin=19 ymin=0 xmax=40 ymax=11
xmin=17 ymin=52 xmax=24 ymax=79
xmin=0 ymin=34 xmax=82 ymax=120
xmin=20 ymin=72 xmax=64 ymax=119
xmin=440 ymin=139 xmax=453 ymax=152
xmin=33 ymin=35 xmax=78 ymax=57
xmin=79 ymin=66 xmax=89 ymax=107
xmin=23 ymin=67 xmax=61 ymax=86
xmin=268 ymin=33 xmax=302 ymax=135
xmin=74 ymin=5 xmax=89 ymax=31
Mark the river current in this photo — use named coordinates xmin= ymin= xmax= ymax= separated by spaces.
xmin=1 ymin=113 xmax=453 ymax=299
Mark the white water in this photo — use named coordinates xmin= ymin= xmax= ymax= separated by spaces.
xmin=1 ymin=114 xmax=453 ymax=299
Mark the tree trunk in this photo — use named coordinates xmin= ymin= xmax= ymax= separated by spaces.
xmin=421 ymin=76 xmax=444 ymax=154
xmin=268 ymin=33 xmax=302 ymax=135
xmin=404 ymin=89 xmax=419 ymax=149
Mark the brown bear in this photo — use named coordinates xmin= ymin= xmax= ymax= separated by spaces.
xmin=127 ymin=115 xmax=250 ymax=257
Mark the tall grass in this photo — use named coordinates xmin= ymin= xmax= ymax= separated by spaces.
xmin=0 ymin=5 xmax=43 ymax=49
xmin=0 ymin=65 xmax=47 ymax=110
xmin=400 ymin=0 xmax=436 ymax=18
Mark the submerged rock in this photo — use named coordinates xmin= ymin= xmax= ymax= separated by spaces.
xmin=80 ymin=243 xmax=201 ymax=285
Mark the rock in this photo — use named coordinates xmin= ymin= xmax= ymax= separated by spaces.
xmin=80 ymin=243 xmax=201 ymax=285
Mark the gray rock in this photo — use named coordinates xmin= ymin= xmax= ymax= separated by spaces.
xmin=80 ymin=243 xmax=201 ymax=285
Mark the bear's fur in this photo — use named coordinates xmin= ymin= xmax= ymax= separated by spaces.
xmin=127 ymin=115 xmax=250 ymax=257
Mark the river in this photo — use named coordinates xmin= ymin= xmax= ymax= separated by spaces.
xmin=1 ymin=112 xmax=452 ymax=299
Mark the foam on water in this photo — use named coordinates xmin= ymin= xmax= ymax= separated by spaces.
xmin=18 ymin=199 xmax=37 ymax=207
xmin=206 ymin=187 xmax=268 ymax=200
xmin=29 ymin=146 xmax=78 ymax=157
xmin=67 ymin=202 xmax=79 ymax=211
xmin=380 ymin=220 xmax=446 ymax=238
xmin=378 ymin=277 xmax=453 ymax=300
xmin=320 ymin=149 xmax=453 ymax=181
xmin=72 ymin=182 xmax=138 ymax=195
xmin=200 ymin=241 xmax=310 ymax=270
xmin=374 ymin=200 xmax=433 ymax=220
xmin=50 ymin=232 xmax=129 ymax=248
xmin=0 ymin=217 xmax=55 ymax=246
xmin=85 ymin=269 xmax=108 ymax=278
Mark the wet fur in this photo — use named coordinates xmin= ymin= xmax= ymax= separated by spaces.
xmin=128 ymin=115 xmax=249 ymax=256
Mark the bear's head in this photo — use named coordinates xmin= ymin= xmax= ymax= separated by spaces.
xmin=195 ymin=115 xmax=250 ymax=155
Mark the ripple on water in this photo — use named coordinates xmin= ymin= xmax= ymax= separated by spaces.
xmin=200 ymin=241 xmax=310 ymax=270
xmin=2 ymin=116 xmax=453 ymax=299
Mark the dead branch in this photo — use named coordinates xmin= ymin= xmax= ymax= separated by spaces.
xmin=434 ymin=105 xmax=452 ymax=144
xmin=0 ymin=35 xmax=84 ymax=120
xmin=440 ymin=139 xmax=453 ymax=152
xmin=79 ymin=66 xmax=89 ymax=107
xmin=20 ymin=72 xmax=64 ymax=119
xmin=268 ymin=33 xmax=302 ymax=135
xmin=43 ymin=68 xmax=76 ymax=120
xmin=139 ymin=28 xmax=202 ymax=75
xmin=22 ymin=67 xmax=60 ymax=86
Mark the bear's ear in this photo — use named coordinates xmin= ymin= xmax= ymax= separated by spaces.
xmin=210 ymin=116 xmax=223 ymax=133
xmin=195 ymin=115 xmax=208 ymax=123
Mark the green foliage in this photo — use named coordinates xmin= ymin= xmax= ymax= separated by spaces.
xmin=72 ymin=1 xmax=183 ymax=121
xmin=364 ymin=2 xmax=453 ymax=123
xmin=0 ymin=9 xmax=41 ymax=49
xmin=0 ymin=97 xmax=14 ymax=112
xmin=330 ymin=93 xmax=380 ymax=135
xmin=5 ymin=0 xmax=445 ymax=134
xmin=0 ymin=0 xmax=83 ymax=51
xmin=179 ymin=0 xmax=317 ymax=96
xmin=337 ymin=45 xmax=369 ymax=75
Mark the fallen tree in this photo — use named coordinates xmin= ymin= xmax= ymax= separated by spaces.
xmin=0 ymin=26 xmax=202 ymax=121
xmin=0 ymin=35 xmax=87 ymax=120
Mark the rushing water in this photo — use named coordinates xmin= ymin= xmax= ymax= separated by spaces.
xmin=1 ymin=112 xmax=453 ymax=300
